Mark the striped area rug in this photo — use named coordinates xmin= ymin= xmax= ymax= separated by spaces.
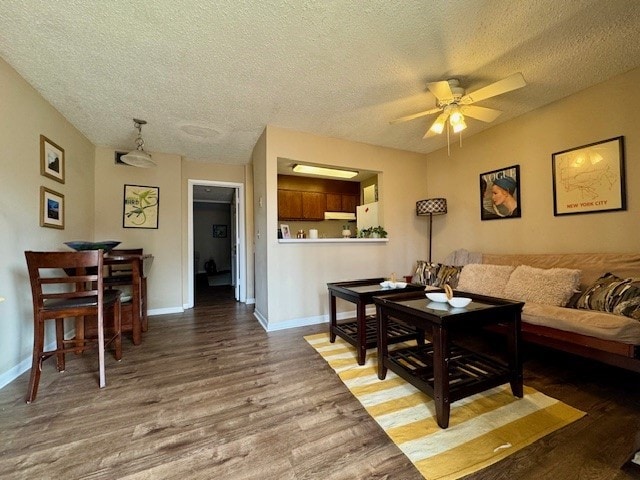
xmin=304 ymin=332 xmax=585 ymax=480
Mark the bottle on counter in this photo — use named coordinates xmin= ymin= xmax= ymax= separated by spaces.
xmin=297 ymin=229 xmax=306 ymax=239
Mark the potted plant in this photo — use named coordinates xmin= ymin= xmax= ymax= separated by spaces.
xmin=370 ymin=226 xmax=387 ymax=238
xmin=358 ymin=227 xmax=371 ymax=238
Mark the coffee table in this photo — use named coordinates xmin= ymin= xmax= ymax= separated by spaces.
xmin=327 ymin=278 xmax=425 ymax=365
xmin=374 ymin=290 xmax=524 ymax=428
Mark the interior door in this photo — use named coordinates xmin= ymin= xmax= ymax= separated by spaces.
xmin=231 ymin=190 xmax=240 ymax=301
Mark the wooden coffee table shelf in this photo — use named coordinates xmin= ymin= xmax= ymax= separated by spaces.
xmin=334 ymin=315 xmax=419 ymax=351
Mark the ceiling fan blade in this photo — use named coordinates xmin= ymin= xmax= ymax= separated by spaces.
xmin=389 ymin=107 xmax=442 ymax=124
xmin=461 ymin=72 xmax=526 ymax=104
xmin=426 ymin=80 xmax=454 ymax=102
xmin=460 ymin=105 xmax=502 ymax=123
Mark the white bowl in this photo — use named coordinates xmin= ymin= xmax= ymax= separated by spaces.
xmin=380 ymin=281 xmax=407 ymax=289
xmin=447 ymin=297 xmax=472 ymax=308
xmin=426 ymin=292 xmax=448 ymax=302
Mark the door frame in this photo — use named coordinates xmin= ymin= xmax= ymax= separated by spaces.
xmin=187 ymin=179 xmax=246 ymax=308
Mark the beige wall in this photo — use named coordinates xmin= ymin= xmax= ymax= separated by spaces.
xmin=94 ymin=147 xmax=183 ymax=312
xmin=0 ymin=58 xmax=96 ymax=385
xmin=255 ymin=126 xmax=430 ymax=329
xmin=425 ymin=67 xmax=640 ymax=259
xmin=251 ymin=130 xmax=268 ymax=318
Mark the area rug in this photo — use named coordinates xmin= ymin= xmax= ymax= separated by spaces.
xmin=304 ymin=332 xmax=585 ymax=480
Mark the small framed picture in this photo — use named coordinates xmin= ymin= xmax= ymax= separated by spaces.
xmin=40 ymin=186 xmax=64 ymax=229
xmin=213 ymin=224 xmax=227 ymax=238
xmin=280 ymin=224 xmax=291 ymax=239
xmin=40 ymin=135 xmax=65 ymax=184
xmin=479 ymin=165 xmax=521 ymax=220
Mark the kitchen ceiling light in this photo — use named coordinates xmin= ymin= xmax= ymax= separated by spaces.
xmin=292 ymin=164 xmax=358 ymax=179
xmin=120 ymin=118 xmax=156 ymax=168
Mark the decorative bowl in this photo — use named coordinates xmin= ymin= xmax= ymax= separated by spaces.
xmin=426 ymin=292 xmax=448 ymax=302
xmin=380 ymin=281 xmax=407 ymax=289
xmin=64 ymin=241 xmax=121 ymax=252
xmin=447 ymin=297 xmax=472 ymax=308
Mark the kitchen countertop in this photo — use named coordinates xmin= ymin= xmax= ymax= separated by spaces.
xmin=278 ymin=238 xmax=388 ymax=244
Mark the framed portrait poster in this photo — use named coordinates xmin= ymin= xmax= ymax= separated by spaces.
xmin=40 ymin=186 xmax=64 ymax=229
xmin=479 ymin=165 xmax=521 ymax=220
xmin=40 ymin=135 xmax=65 ymax=183
xmin=123 ymin=184 xmax=159 ymax=229
xmin=213 ymin=225 xmax=227 ymax=238
xmin=552 ymin=136 xmax=626 ymax=216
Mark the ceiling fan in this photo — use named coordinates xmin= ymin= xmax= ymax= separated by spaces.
xmin=391 ymin=72 xmax=526 ymax=138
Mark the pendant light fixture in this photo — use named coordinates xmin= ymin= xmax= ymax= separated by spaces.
xmin=120 ymin=118 xmax=156 ymax=168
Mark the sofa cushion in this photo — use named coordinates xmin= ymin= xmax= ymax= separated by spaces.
xmin=576 ymin=273 xmax=640 ymax=320
xmin=504 ymin=265 xmax=581 ymax=307
xmin=434 ymin=264 xmax=463 ymax=288
xmin=522 ymin=302 xmax=640 ymax=344
xmin=457 ymin=264 xmax=515 ymax=297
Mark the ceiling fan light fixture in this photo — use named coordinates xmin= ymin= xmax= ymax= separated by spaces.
xmin=120 ymin=118 xmax=156 ymax=168
xmin=452 ymin=118 xmax=467 ymax=133
xmin=429 ymin=112 xmax=449 ymax=134
xmin=449 ymin=106 xmax=463 ymax=125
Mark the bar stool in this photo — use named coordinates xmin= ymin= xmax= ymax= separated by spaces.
xmin=24 ymin=250 xmax=122 ymax=403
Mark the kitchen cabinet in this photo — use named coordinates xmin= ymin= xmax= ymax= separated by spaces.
xmin=278 ymin=190 xmax=302 ymax=219
xmin=326 ymin=193 xmax=358 ymax=213
xmin=278 ymin=174 xmax=360 ymax=220
xmin=278 ymin=191 xmax=326 ymax=220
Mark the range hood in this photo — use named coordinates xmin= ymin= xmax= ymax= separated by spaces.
xmin=324 ymin=211 xmax=356 ymax=221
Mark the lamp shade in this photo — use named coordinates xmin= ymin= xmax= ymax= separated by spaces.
xmin=120 ymin=150 xmax=156 ymax=168
xmin=416 ymin=198 xmax=447 ymax=216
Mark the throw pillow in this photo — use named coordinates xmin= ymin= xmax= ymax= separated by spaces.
xmin=433 ymin=264 xmax=463 ymax=288
xmin=576 ymin=273 xmax=640 ymax=320
xmin=504 ymin=265 xmax=581 ymax=307
xmin=413 ymin=261 xmax=439 ymax=286
xmin=456 ymin=264 xmax=515 ymax=297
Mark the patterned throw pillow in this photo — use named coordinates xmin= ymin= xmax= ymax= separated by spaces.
xmin=412 ymin=261 xmax=462 ymax=287
xmin=433 ymin=265 xmax=463 ymax=288
xmin=575 ymin=273 xmax=640 ymax=320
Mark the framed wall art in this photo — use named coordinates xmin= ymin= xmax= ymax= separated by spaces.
xmin=479 ymin=165 xmax=521 ymax=220
xmin=280 ymin=224 xmax=291 ymax=239
xmin=40 ymin=186 xmax=64 ymax=229
xmin=40 ymin=135 xmax=65 ymax=184
xmin=213 ymin=224 xmax=227 ymax=238
xmin=552 ymin=136 xmax=626 ymax=216
xmin=123 ymin=184 xmax=159 ymax=229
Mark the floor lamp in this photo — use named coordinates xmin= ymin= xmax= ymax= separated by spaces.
xmin=416 ymin=198 xmax=447 ymax=262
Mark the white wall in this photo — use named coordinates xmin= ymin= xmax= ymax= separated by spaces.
xmin=0 ymin=58 xmax=96 ymax=386
xmin=425 ymin=67 xmax=640 ymax=259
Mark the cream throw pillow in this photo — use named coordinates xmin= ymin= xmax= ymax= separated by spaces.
xmin=504 ymin=265 xmax=581 ymax=307
xmin=457 ymin=264 xmax=515 ymax=297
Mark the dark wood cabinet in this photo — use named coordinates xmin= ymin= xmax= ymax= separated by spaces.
xmin=278 ymin=174 xmax=360 ymax=220
xmin=278 ymin=190 xmax=302 ymax=219
xmin=301 ymin=192 xmax=326 ymax=220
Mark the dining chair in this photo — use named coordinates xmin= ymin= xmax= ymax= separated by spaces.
xmin=104 ymin=248 xmax=148 ymax=337
xmin=24 ymin=250 xmax=122 ymax=403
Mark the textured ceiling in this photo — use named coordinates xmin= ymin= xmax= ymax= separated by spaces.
xmin=1 ymin=0 xmax=640 ymax=164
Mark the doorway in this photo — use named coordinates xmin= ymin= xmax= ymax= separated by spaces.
xmin=187 ymin=180 xmax=246 ymax=308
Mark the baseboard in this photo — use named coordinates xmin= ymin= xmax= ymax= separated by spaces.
xmin=149 ymin=306 xmax=184 ymax=316
xmin=0 ymin=338 xmax=58 ymax=391
xmin=257 ymin=308 xmax=364 ymax=332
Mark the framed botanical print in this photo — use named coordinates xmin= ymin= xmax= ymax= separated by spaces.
xmin=552 ymin=136 xmax=626 ymax=216
xmin=479 ymin=165 xmax=521 ymax=220
xmin=123 ymin=184 xmax=159 ymax=229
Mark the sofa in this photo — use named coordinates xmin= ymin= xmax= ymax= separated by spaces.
xmin=414 ymin=252 xmax=640 ymax=373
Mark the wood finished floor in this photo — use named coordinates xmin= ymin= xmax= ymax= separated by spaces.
xmin=1 ymin=285 xmax=639 ymax=479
